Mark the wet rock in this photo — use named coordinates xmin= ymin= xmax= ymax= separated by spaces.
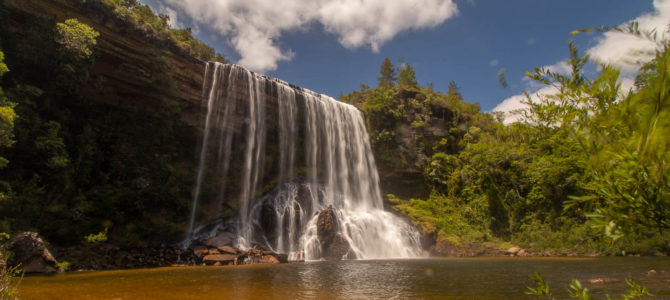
xmin=191 ymin=246 xmax=207 ymax=258
xmin=252 ymin=244 xmax=272 ymax=252
xmin=8 ymin=232 xmax=59 ymax=274
xmin=261 ymin=200 xmax=278 ymax=243
xmin=217 ymin=245 xmax=238 ymax=254
xmin=296 ymin=183 xmax=314 ymax=213
xmin=202 ymin=254 xmax=237 ymax=265
xmin=273 ymin=253 xmax=289 ymax=263
xmin=205 ymin=231 xmax=236 ymax=248
xmin=317 ymin=207 xmax=351 ymax=260
xmin=260 ymin=255 xmax=280 ymax=264
xmin=317 ymin=207 xmax=338 ymax=237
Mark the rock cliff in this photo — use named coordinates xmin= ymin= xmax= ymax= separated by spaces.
xmin=3 ymin=0 xmax=205 ymax=122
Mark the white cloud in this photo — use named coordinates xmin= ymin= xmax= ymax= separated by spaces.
xmin=318 ymin=0 xmax=458 ymax=52
xmin=544 ymin=60 xmax=571 ymax=75
xmin=156 ymin=0 xmax=458 ymax=72
xmin=159 ymin=5 xmax=182 ymax=29
xmin=588 ymin=0 xmax=669 ymax=73
xmin=493 ymin=0 xmax=670 ymax=123
xmin=489 ymin=59 xmax=498 ymax=67
xmin=493 ymin=85 xmax=558 ymax=124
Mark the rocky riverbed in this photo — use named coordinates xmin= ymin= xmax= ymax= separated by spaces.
xmin=7 ymin=232 xmax=298 ymax=274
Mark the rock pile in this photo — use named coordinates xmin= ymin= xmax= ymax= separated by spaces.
xmin=51 ymin=243 xmax=197 ymax=271
xmin=191 ymin=244 xmax=289 ymax=266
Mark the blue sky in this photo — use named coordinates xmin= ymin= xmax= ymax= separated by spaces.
xmin=144 ymin=0 xmax=662 ymax=112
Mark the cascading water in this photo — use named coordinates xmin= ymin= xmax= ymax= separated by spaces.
xmin=187 ymin=62 xmax=421 ymax=260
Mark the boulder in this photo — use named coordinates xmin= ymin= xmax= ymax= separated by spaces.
xmin=316 ymin=207 xmax=351 ymax=260
xmin=259 ymin=255 xmax=280 ymax=264
xmin=8 ymin=232 xmax=59 ymax=274
xmin=217 ymin=245 xmax=238 ymax=254
xmin=202 ymin=254 xmax=237 ymax=265
xmin=505 ymin=247 xmax=521 ymax=256
xmin=317 ymin=207 xmax=338 ymax=238
xmin=273 ymin=253 xmax=289 ymax=263
xmin=191 ymin=246 xmax=207 ymax=258
xmin=205 ymin=231 xmax=236 ymax=248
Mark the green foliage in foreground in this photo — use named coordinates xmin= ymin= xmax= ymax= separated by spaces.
xmin=0 ymin=233 xmax=21 ymax=300
xmin=526 ymin=272 xmax=647 ymax=300
xmin=346 ymin=24 xmax=670 ymax=255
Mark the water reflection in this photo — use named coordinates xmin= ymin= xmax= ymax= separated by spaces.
xmin=21 ymin=258 xmax=670 ymax=300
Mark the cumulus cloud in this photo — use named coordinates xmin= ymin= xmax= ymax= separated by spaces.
xmin=493 ymin=0 xmax=670 ymax=123
xmin=318 ymin=0 xmax=458 ymax=52
xmin=588 ymin=0 xmax=669 ymax=73
xmin=493 ymin=85 xmax=558 ymax=124
xmin=156 ymin=0 xmax=458 ymax=72
xmin=544 ymin=60 xmax=571 ymax=75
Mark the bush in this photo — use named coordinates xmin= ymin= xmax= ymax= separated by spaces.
xmin=0 ymin=233 xmax=21 ymax=300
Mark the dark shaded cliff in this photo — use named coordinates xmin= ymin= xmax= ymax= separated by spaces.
xmin=0 ymin=0 xmax=209 ymax=245
xmin=3 ymin=0 xmax=205 ymax=119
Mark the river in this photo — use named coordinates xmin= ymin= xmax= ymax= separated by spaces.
xmin=20 ymin=257 xmax=670 ymax=299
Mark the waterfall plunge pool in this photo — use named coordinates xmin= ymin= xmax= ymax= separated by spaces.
xmin=20 ymin=257 xmax=670 ymax=299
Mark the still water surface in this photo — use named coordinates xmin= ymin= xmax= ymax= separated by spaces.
xmin=21 ymin=257 xmax=670 ymax=299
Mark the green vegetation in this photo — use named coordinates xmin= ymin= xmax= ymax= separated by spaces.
xmin=526 ymin=272 xmax=647 ymax=300
xmin=0 ymin=0 xmax=203 ymax=248
xmin=76 ymin=0 xmax=227 ymax=62
xmin=55 ymin=19 xmax=100 ymax=59
xmin=55 ymin=261 xmax=71 ymax=273
xmin=0 ymin=50 xmax=15 ymax=170
xmin=343 ymin=23 xmax=670 ymax=255
xmin=0 ymin=233 xmax=21 ymax=300
xmin=526 ymin=271 xmax=552 ymax=297
xmin=84 ymin=228 xmax=108 ymax=244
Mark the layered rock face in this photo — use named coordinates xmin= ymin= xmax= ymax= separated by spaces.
xmin=3 ymin=0 xmax=205 ymax=122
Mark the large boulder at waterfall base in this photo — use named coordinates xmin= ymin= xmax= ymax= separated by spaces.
xmin=7 ymin=232 xmax=59 ymax=274
xmin=317 ymin=207 xmax=352 ymax=260
xmin=205 ymin=231 xmax=236 ymax=248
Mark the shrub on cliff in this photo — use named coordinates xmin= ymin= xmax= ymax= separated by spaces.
xmin=55 ymin=18 xmax=100 ymax=59
xmin=77 ymin=0 xmax=226 ymax=62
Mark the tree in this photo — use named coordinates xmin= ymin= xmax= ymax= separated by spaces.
xmin=398 ymin=63 xmax=418 ymax=88
xmin=446 ymin=81 xmax=462 ymax=100
xmin=0 ymin=50 xmax=16 ymax=169
xmin=55 ymin=19 xmax=100 ymax=59
xmin=377 ymin=57 xmax=396 ymax=88
xmin=213 ymin=53 xmax=229 ymax=63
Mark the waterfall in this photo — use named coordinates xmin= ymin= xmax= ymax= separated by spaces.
xmin=188 ymin=62 xmax=421 ymax=260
